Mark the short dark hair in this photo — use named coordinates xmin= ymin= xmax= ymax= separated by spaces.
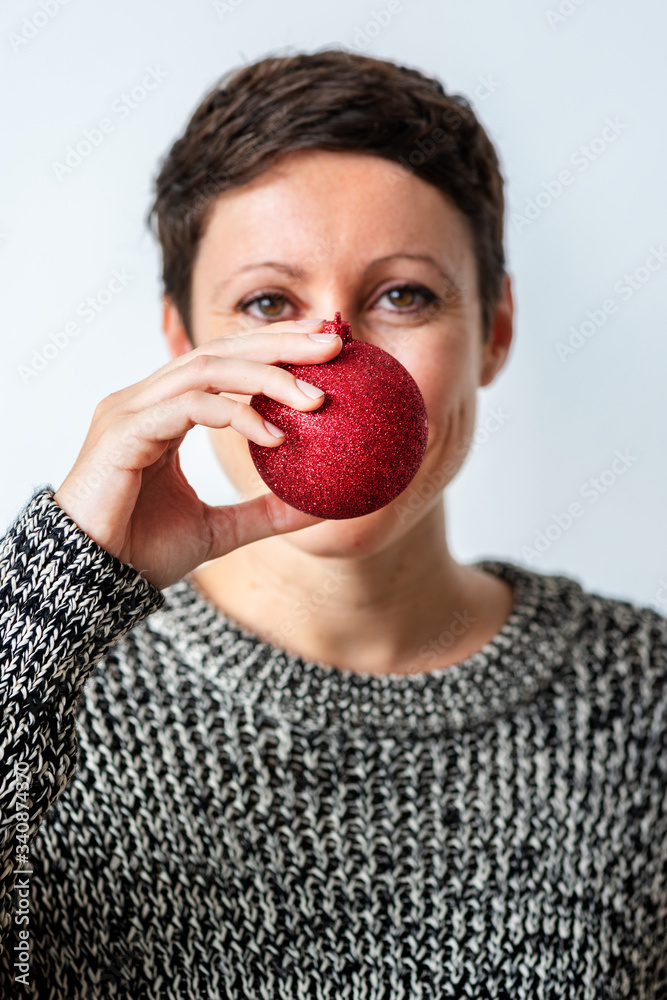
xmin=148 ymin=48 xmax=506 ymax=343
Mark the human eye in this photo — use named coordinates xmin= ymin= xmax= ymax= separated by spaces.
xmin=235 ymin=290 xmax=297 ymax=321
xmin=374 ymin=283 xmax=438 ymax=313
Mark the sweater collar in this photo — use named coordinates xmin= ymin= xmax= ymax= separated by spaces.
xmin=149 ymin=560 xmax=585 ymax=735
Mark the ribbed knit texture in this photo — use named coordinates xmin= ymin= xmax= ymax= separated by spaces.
xmin=1 ymin=486 xmax=666 ymax=999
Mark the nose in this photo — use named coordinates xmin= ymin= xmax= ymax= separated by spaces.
xmin=305 ymin=293 xmax=358 ymax=331
xmin=305 ymin=289 xmax=385 ymax=348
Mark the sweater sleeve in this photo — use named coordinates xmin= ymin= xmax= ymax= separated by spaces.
xmin=0 ymin=486 xmax=165 ymax=948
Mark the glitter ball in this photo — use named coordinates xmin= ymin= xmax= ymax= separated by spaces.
xmin=248 ymin=312 xmax=429 ymax=519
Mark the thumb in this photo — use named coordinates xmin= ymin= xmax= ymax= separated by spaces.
xmin=203 ymin=490 xmax=327 ymax=561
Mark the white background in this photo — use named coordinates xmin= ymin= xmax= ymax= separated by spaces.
xmin=1 ymin=0 xmax=665 ymax=610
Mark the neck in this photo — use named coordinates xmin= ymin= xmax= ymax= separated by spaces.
xmin=190 ymin=501 xmax=514 ymax=676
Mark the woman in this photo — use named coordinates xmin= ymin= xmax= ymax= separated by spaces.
xmin=1 ymin=49 xmax=665 ymax=999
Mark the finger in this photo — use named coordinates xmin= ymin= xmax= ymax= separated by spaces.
xmin=106 ymin=322 xmax=341 ymax=414
xmin=102 ymin=390 xmax=288 ymax=471
xmin=202 ymin=489 xmax=327 ymax=561
xmin=132 ymin=318 xmax=332 ymax=391
xmin=151 ymin=323 xmax=342 ymax=380
xmin=123 ymin=352 xmax=337 ymax=414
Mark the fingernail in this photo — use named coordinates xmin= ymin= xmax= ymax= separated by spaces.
xmin=308 ymin=332 xmax=340 ymax=342
xmin=296 ymin=378 xmax=325 ymax=399
xmin=263 ymin=419 xmax=284 ymax=437
xmin=296 ymin=317 xmax=325 ymax=326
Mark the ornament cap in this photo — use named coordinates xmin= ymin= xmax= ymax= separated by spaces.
xmin=324 ymin=311 xmax=353 ymax=344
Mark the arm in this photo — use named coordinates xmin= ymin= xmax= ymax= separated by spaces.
xmin=0 ymin=486 xmax=165 ymax=949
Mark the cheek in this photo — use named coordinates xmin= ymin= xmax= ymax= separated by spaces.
xmin=391 ymin=393 xmax=477 ymax=527
xmin=423 ymin=394 xmax=477 ymax=471
xmin=415 ymin=345 xmax=477 ymax=448
xmin=416 ymin=348 xmax=479 ymax=487
xmin=416 ymin=334 xmax=476 ymax=397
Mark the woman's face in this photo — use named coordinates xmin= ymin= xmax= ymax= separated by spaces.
xmin=165 ymin=148 xmax=513 ymax=558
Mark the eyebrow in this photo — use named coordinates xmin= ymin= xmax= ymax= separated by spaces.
xmin=211 ymin=261 xmax=306 ymax=303
xmin=365 ymin=253 xmax=462 ymax=294
xmin=210 ymin=253 xmax=462 ymax=303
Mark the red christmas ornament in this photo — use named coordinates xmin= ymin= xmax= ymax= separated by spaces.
xmin=248 ymin=312 xmax=429 ymax=519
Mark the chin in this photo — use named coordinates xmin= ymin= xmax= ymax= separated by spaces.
xmin=281 ymin=499 xmax=423 ymax=559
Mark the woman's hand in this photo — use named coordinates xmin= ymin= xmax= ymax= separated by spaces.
xmin=53 ymin=319 xmax=342 ymax=589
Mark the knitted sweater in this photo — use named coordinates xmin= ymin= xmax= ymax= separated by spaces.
xmin=1 ymin=487 xmax=666 ymax=1000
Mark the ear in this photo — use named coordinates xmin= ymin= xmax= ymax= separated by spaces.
xmin=162 ymin=296 xmax=193 ymax=359
xmin=479 ymin=272 xmax=514 ymax=388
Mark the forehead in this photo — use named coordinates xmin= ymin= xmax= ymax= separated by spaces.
xmin=193 ymin=149 xmax=476 ymax=281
